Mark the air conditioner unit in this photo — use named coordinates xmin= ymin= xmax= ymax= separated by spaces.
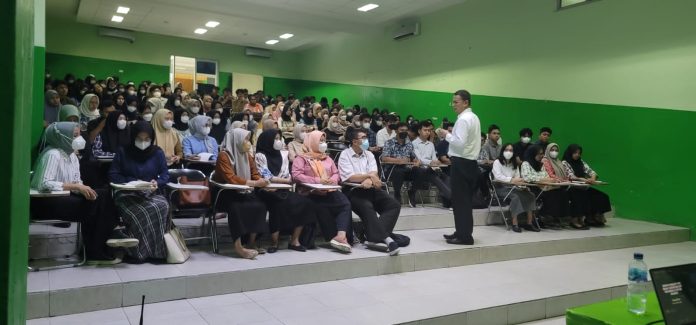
xmin=393 ymin=22 xmax=420 ymax=41
xmin=98 ymin=27 xmax=135 ymax=43
xmin=245 ymin=47 xmax=272 ymax=58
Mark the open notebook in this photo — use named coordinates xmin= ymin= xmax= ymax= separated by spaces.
xmin=110 ymin=181 xmax=156 ymax=190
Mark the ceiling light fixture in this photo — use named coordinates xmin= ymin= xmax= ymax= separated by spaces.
xmin=357 ymin=4 xmax=379 ymax=12
xmin=279 ymin=33 xmax=294 ymax=39
xmin=265 ymin=40 xmax=279 ymax=45
xmin=116 ymin=6 xmax=130 ymax=14
xmin=194 ymin=28 xmax=208 ymax=34
xmin=205 ymin=21 xmax=220 ymax=28
xmin=111 ymin=15 xmax=124 ymax=23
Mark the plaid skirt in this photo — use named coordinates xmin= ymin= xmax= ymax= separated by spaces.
xmin=115 ymin=191 xmax=169 ymax=261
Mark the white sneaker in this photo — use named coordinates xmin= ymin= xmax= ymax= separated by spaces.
xmin=365 ymin=241 xmax=388 ymax=252
xmin=330 ymin=239 xmax=352 ymax=253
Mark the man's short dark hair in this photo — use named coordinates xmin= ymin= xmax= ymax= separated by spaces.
xmin=454 ymin=89 xmax=471 ymax=104
xmin=235 ymin=88 xmax=244 ymax=94
xmin=421 ymin=119 xmax=433 ymax=128
xmin=481 ymin=132 xmax=487 ymax=139
xmin=540 ymin=127 xmax=553 ymax=135
xmin=488 ymin=124 xmax=500 ymax=134
xmin=223 ymin=88 xmax=231 ymax=93
xmin=349 ymin=129 xmax=367 ymax=143
xmin=385 ymin=115 xmax=397 ymax=123
xmin=396 ymin=122 xmax=408 ymax=130
xmin=410 ymin=122 xmax=421 ymax=134
xmin=519 ymin=128 xmax=533 ymax=137
xmin=359 ymin=113 xmax=371 ymax=121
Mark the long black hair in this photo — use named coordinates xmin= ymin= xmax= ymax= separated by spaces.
xmin=497 ymin=143 xmax=518 ymax=169
xmin=563 ymin=144 xmax=585 ymax=177
xmin=523 ymin=145 xmax=544 ymax=171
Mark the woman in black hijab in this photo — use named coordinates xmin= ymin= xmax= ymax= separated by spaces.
xmin=562 ymin=144 xmax=612 ymax=227
xmin=101 ymin=111 xmax=131 ymax=154
xmin=254 ymin=129 xmax=315 ymax=253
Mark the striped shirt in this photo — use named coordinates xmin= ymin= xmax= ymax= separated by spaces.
xmin=31 ymin=148 xmax=82 ymax=191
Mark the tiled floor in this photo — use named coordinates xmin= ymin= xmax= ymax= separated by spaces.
xmin=27 ymin=218 xmax=685 ymax=294
xmin=29 ymin=241 xmax=696 ymax=325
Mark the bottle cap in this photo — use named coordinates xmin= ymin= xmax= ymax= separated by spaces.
xmin=634 ymin=252 xmax=644 ymax=260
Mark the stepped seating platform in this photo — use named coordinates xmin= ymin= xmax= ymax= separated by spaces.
xmin=26 ymin=215 xmax=688 ymax=322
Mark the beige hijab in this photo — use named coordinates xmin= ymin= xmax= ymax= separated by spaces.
xmin=152 ymin=108 xmax=178 ymax=157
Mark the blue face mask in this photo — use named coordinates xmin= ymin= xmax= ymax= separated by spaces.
xmin=360 ymin=138 xmax=369 ymax=151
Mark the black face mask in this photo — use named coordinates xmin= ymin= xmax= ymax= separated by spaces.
xmin=388 ymin=124 xmax=396 ymax=130
xmin=398 ymin=131 xmax=408 ymax=139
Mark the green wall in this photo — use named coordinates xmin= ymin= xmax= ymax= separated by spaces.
xmin=46 ymin=52 xmax=169 ymax=84
xmin=2 ymin=0 xmax=33 ymax=322
xmin=265 ymin=77 xmax=696 ymax=238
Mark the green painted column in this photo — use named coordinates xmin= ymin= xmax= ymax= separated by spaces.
xmin=0 ymin=0 xmax=34 ymax=323
xmin=32 ymin=0 xmax=45 ymax=161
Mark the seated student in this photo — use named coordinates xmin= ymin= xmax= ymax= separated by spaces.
xmin=339 ymin=130 xmax=401 ymax=255
xmin=31 ymin=122 xmax=137 ymax=265
xmin=280 ymin=104 xmax=297 ymax=144
xmin=109 ymin=121 xmax=170 ymax=263
xmin=93 ymin=111 xmax=130 ymax=158
xmin=291 ymin=130 xmax=353 ymax=253
xmin=207 ymin=110 xmax=227 ymax=145
xmin=520 ymin=145 xmax=572 ymax=229
xmin=140 ymin=102 xmax=154 ymax=123
xmin=435 ymin=122 xmax=453 ymax=165
xmin=324 ymin=116 xmax=346 ymax=142
xmin=287 ymin=124 xmax=307 ymax=163
xmin=183 ymin=115 xmax=218 ymax=161
xmin=44 ymin=90 xmax=61 ymax=126
xmin=562 ymin=144 xmax=612 ymax=227
xmin=345 ymin=115 xmax=364 ymax=140
xmin=535 ymin=127 xmax=552 ymax=151
xmin=370 ymin=115 xmax=383 ymax=134
xmin=382 ymin=122 xmax=430 ymax=206
xmin=255 ymin=129 xmax=315 ymax=253
xmin=411 ymin=122 xmax=452 ymax=208
xmin=58 ymin=104 xmax=80 ymax=122
xmin=173 ymin=109 xmax=191 ymax=141
xmin=513 ymin=128 xmax=533 ymax=165
xmin=542 ymin=143 xmax=581 ymax=229
xmin=152 ymin=108 xmax=183 ymax=166
xmin=124 ymin=95 xmax=140 ymax=122
xmin=376 ymin=115 xmax=397 ymax=148
xmin=481 ymin=125 xmax=502 ymax=167
xmin=492 ymin=144 xmax=539 ymax=233
xmin=78 ymin=93 xmax=101 ymax=130
xmin=213 ymin=128 xmax=269 ymax=259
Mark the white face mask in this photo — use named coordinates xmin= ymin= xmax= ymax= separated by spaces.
xmin=354 ymin=121 xmax=361 ymax=127
xmin=521 ymin=137 xmax=531 ymax=144
xmin=376 ymin=121 xmax=383 ymax=126
xmin=503 ymin=151 xmax=514 ymax=160
xmin=153 ymin=91 xmax=162 ymax=98
xmin=273 ymin=140 xmax=284 ymax=151
xmin=127 ymin=105 xmax=137 ymax=113
xmin=190 ymin=106 xmax=200 ymax=114
xmin=362 ymin=122 xmax=371 ymax=129
xmin=139 ymin=89 xmax=146 ymax=94
xmin=180 ymin=116 xmax=190 ymax=124
xmin=216 ymin=108 xmax=223 ymax=113
xmin=117 ymin=119 xmax=127 ymax=130
xmin=143 ymin=113 xmax=153 ymax=122
xmin=212 ymin=118 xmax=221 ymax=125
xmin=135 ymin=139 xmax=151 ymax=150
xmin=347 ymin=112 xmax=353 ymax=117
xmin=332 ymin=123 xmax=339 ymax=128
xmin=549 ymin=151 xmax=559 ymax=159
xmin=299 ymin=132 xmax=306 ymax=141
xmin=201 ymin=126 xmax=211 ymax=135
xmin=175 ymin=100 xmax=181 ymax=107
xmin=318 ymin=142 xmax=328 ymax=153
xmin=339 ymin=115 xmax=347 ymax=121
xmin=300 ymin=107 xmax=305 ymax=112
xmin=128 ymin=90 xmax=136 ymax=96
xmin=72 ymin=136 xmax=86 ymax=150
xmin=163 ymin=120 xmax=174 ymax=129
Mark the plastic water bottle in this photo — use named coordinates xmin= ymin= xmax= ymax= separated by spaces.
xmin=627 ymin=252 xmax=648 ymax=315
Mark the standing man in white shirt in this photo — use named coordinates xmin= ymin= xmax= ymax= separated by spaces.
xmin=436 ymin=90 xmax=481 ymax=245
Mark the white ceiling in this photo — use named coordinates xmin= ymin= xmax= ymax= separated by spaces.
xmin=49 ymin=0 xmax=466 ymax=51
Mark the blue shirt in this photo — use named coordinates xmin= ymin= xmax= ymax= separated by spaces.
xmin=383 ymin=138 xmax=415 ymax=160
xmin=108 ymin=148 xmax=170 ymax=188
xmin=182 ymin=135 xmax=219 ymax=161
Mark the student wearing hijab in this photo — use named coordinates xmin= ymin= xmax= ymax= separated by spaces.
xmin=207 ymin=110 xmax=227 ymax=144
xmin=79 ymin=93 xmax=101 ymax=129
xmin=302 ymin=107 xmax=316 ymax=127
xmin=44 ymin=90 xmax=62 ymax=126
xmin=58 ymin=104 xmax=80 ymax=122
xmin=520 ymin=145 xmax=572 ymax=229
xmin=165 ymin=94 xmax=183 ymax=111
xmin=213 ymin=128 xmax=269 ymax=259
xmin=113 ymin=92 xmax=128 ymax=112
xmin=255 ymin=129 xmax=315 ymax=253
xmin=280 ymin=103 xmax=296 ymax=144
xmin=542 ymin=143 xmax=580 ymax=229
xmin=109 ymin=121 xmax=170 ymax=263
xmin=152 ymin=108 xmax=183 ymax=166
xmin=31 ymin=122 xmax=137 ymax=264
xmin=324 ymin=116 xmax=346 ymax=142
xmin=491 ymin=143 xmax=538 ymax=233
xmin=183 ymin=115 xmax=218 ymax=161
xmin=146 ymin=84 xmax=167 ymax=112
xmin=562 ymin=144 xmax=612 ymax=227
xmin=370 ymin=115 xmax=383 ymax=134
xmin=173 ymin=109 xmax=191 ymax=141
xmin=124 ymin=95 xmax=140 ymax=122
xmin=185 ymin=98 xmax=203 ymax=116
xmin=291 ymin=131 xmax=353 ymax=253
xmin=287 ymin=124 xmax=307 ymax=163
xmin=95 ymin=111 xmax=130 ymax=157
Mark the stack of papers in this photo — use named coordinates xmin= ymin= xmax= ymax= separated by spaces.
xmin=111 ymin=181 xmax=156 ymax=190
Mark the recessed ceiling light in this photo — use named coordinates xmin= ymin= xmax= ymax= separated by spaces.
xmin=265 ymin=40 xmax=279 ymax=45
xmin=357 ymin=4 xmax=379 ymax=12
xmin=279 ymin=33 xmax=294 ymax=39
xmin=205 ymin=21 xmax=220 ymax=28
xmin=111 ymin=15 xmax=124 ymax=23
xmin=194 ymin=28 xmax=208 ymax=34
xmin=116 ymin=6 xmax=130 ymax=14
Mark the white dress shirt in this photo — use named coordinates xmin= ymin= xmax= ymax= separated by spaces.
xmin=412 ymin=138 xmax=437 ymax=165
xmin=492 ymin=159 xmax=520 ymax=183
xmin=338 ymin=147 xmax=378 ymax=182
xmin=446 ymin=107 xmax=481 ymax=160
xmin=376 ymin=127 xmax=395 ymax=147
